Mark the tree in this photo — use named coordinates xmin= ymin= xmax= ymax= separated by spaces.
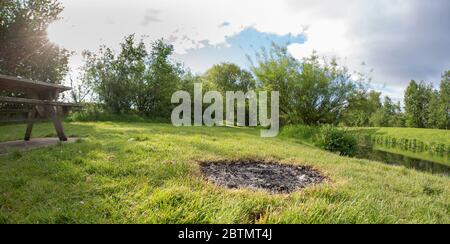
xmin=252 ymin=46 xmax=358 ymax=125
xmin=143 ymin=40 xmax=183 ymax=116
xmin=439 ymin=71 xmax=450 ymax=129
xmin=431 ymin=71 xmax=450 ymax=129
xmin=251 ymin=45 xmax=299 ymax=124
xmin=0 ymin=0 xmax=70 ymax=83
xmin=427 ymin=90 xmax=442 ymax=128
xmin=343 ymin=90 xmax=381 ymax=127
xmin=202 ymin=63 xmax=256 ymax=125
xmin=204 ymin=63 xmax=255 ymax=92
xmin=404 ymin=80 xmax=433 ymax=128
xmin=81 ymin=35 xmax=182 ymax=116
xmin=370 ymin=96 xmax=404 ymax=127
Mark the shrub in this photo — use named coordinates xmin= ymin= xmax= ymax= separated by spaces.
xmin=66 ymin=103 xmax=169 ymax=123
xmin=317 ymin=126 xmax=357 ymax=156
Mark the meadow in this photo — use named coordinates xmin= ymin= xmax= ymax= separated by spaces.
xmin=0 ymin=122 xmax=449 ymax=224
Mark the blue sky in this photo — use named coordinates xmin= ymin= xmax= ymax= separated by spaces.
xmin=173 ymin=27 xmax=306 ymax=72
xmin=48 ymin=0 xmax=450 ymax=102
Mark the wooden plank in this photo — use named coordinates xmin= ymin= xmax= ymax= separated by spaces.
xmin=0 ymin=96 xmax=82 ymax=107
xmin=0 ymin=74 xmax=71 ymax=93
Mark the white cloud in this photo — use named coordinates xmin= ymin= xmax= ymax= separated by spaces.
xmin=287 ymin=20 xmax=350 ymax=58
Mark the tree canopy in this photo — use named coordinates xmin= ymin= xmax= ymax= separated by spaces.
xmin=81 ymin=35 xmax=183 ymax=116
xmin=0 ymin=0 xmax=70 ymax=83
xmin=252 ymin=46 xmax=357 ymax=125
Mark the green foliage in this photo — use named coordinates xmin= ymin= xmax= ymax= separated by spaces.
xmin=369 ymin=96 xmax=404 ymax=127
xmin=342 ymin=90 xmax=382 ymax=127
xmin=66 ymin=103 xmax=169 ymax=123
xmin=66 ymin=103 xmax=140 ymax=122
xmin=0 ymin=0 xmax=70 ymax=83
xmin=280 ymin=125 xmax=357 ymax=156
xmin=427 ymin=71 xmax=450 ymax=129
xmin=317 ymin=126 xmax=357 ymax=156
xmin=427 ymin=90 xmax=443 ymax=128
xmin=404 ymin=80 xmax=434 ymax=128
xmin=202 ymin=63 xmax=256 ymax=125
xmin=340 ymin=71 xmax=448 ymax=129
xmin=439 ymin=71 xmax=450 ymax=129
xmin=81 ymin=35 xmax=183 ymax=116
xmin=252 ymin=46 xmax=357 ymax=125
xmin=279 ymin=124 xmax=321 ymax=142
xmin=403 ymin=74 xmax=450 ymax=129
xmin=204 ymin=63 xmax=255 ymax=92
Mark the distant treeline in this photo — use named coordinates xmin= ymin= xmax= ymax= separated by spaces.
xmin=76 ymin=34 xmax=449 ymax=129
xmin=0 ymin=0 xmax=448 ymax=129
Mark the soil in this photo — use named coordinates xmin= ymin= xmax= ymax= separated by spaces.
xmin=200 ymin=159 xmax=326 ymax=194
xmin=0 ymin=138 xmax=78 ymax=155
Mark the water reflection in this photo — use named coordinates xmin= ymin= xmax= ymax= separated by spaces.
xmin=355 ymin=148 xmax=450 ymax=176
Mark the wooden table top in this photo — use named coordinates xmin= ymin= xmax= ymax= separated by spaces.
xmin=0 ymin=74 xmax=71 ymax=94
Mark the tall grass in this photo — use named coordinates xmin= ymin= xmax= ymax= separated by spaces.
xmin=279 ymin=125 xmax=321 ymax=143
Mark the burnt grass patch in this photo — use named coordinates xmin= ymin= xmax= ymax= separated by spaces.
xmin=200 ymin=160 xmax=326 ymax=194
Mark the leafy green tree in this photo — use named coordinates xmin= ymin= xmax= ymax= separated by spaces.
xmin=343 ymin=90 xmax=381 ymax=127
xmin=204 ymin=63 xmax=255 ymax=92
xmin=81 ymin=35 xmax=182 ymax=116
xmin=428 ymin=71 xmax=450 ymax=129
xmin=203 ymin=63 xmax=256 ymax=125
xmin=404 ymin=80 xmax=433 ymax=128
xmin=438 ymin=71 xmax=450 ymax=129
xmin=370 ymin=96 xmax=404 ymax=127
xmin=140 ymin=39 xmax=182 ymax=116
xmin=251 ymin=45 xmax=299 ymax=124
xmin=427 ymin=90 xmax=442 ymax=128
xmin=0 ymin=0 xmax=70 ymax=83
xmin=386 ymin=99 xmax=404 ymax=127
xmin=252 ymin=46 xmax=357 ymax=125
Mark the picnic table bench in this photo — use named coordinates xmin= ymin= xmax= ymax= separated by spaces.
xmin=0 ymin=74 xmax=82 ymax=141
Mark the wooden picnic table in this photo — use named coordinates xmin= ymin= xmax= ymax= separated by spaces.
xmin=0 ymin=74 xmax=81 ymax=141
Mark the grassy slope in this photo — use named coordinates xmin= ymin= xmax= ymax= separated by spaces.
xmin=0 ymin=122 xmax=449 ymax=224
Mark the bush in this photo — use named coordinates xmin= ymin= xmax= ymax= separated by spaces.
xmin=66 ymin=103 xmax=169 ymax=123
xmin=317 ymin=126 xmax=357 ymax=156
xmin=280 ymin=124 xmax=358 ymax=156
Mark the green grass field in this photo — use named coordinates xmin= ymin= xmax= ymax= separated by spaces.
xmin=0 ymin=122 xmax=449 ymax=223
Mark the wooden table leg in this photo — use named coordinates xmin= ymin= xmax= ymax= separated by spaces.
xmin=24 ymin=108 xmax=37 ymax=141
xmin=48 ymin=106 xmax=68 ymax=141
